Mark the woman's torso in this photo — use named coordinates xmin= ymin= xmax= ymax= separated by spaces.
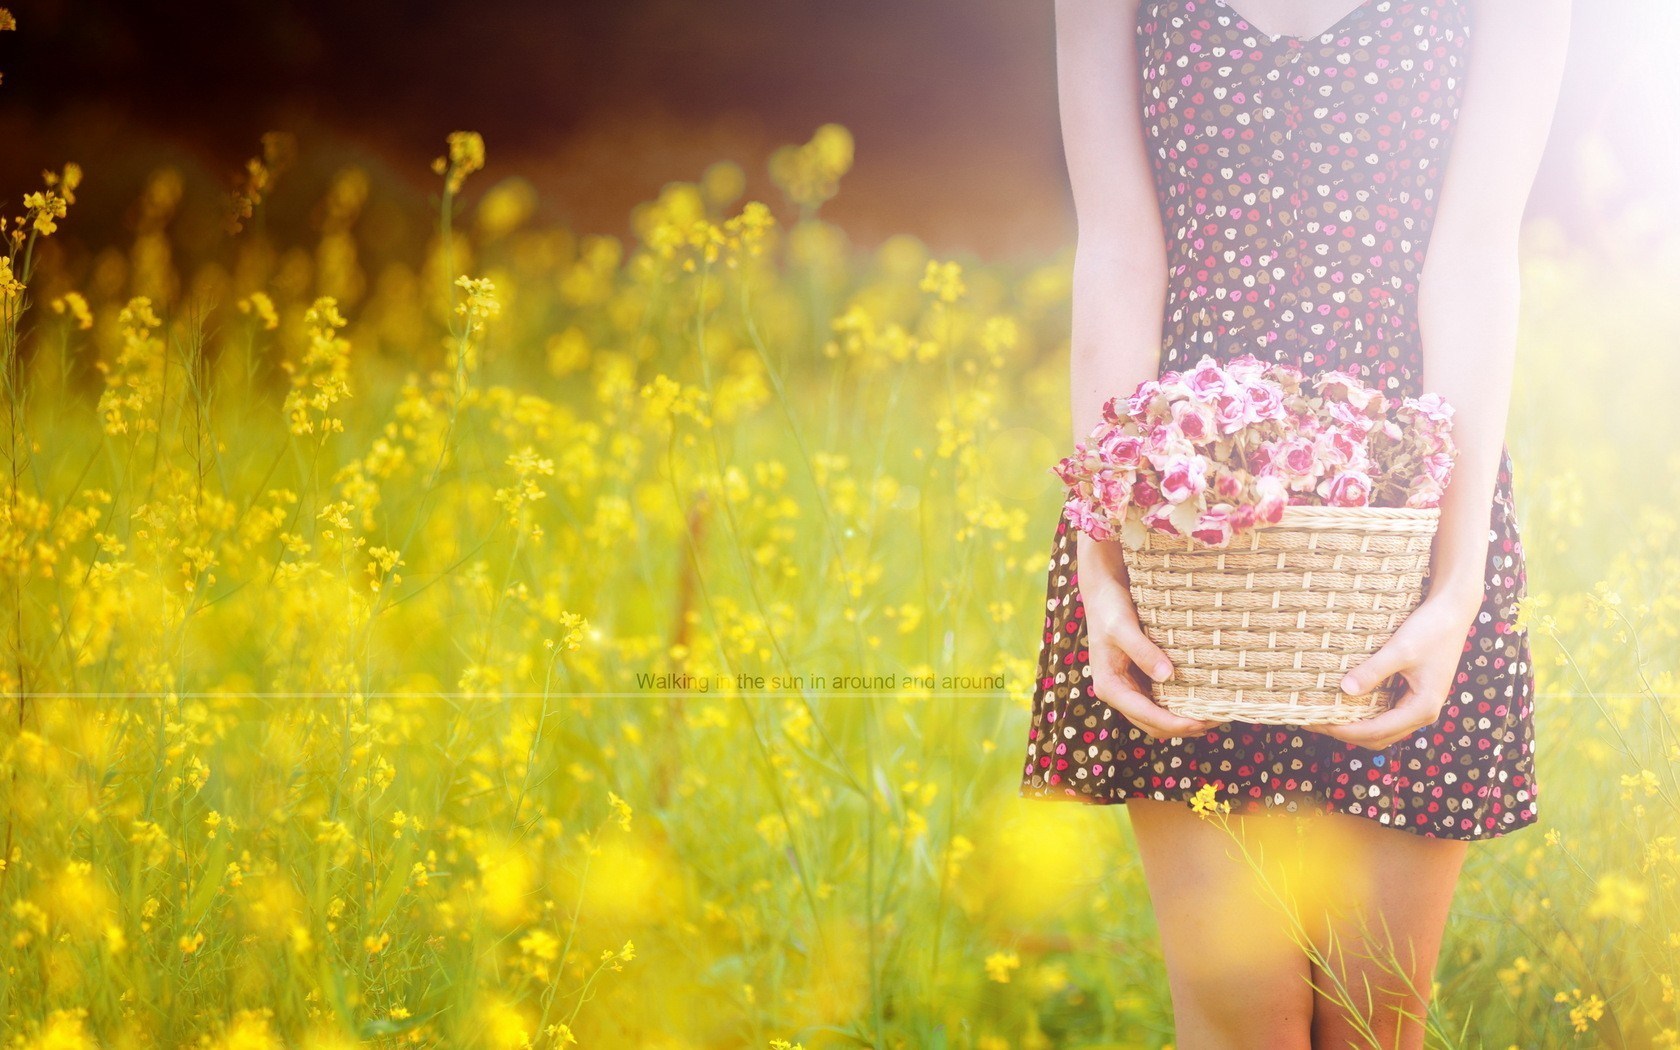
xmin=1135 ymin=0 xmax=1475 ymax=396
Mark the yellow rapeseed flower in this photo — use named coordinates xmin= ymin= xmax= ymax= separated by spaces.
xmin=920 ymin=259 xmax=967 ymax=304
xmin=215 ymin=1009 xmax=285 ymax=1050
xmin=477 ymin=177 xmax=537 ymax=239
xmin=238 ymin=290 xmax=279 ymax=330
xmin=22 ymin=165 xmax=74 ymax=238
xmin=434 ymin=131 xmax=486 ymax=194
xmin=366 ymin=546 xmax=405 ymax=592
xmin=228 ymin=133 xmax=294 ymax=233
xmin=493 ymin=445 xmax=554 ymax=529
xmin=607 ymin=790 xmax=633 ymax=831
xmin=519 ymin=928 xmax=560 ymax=961
xmin=0 ymin=255 xmax=24 ymax=303
xmin=984 ymin=950 xmax=1021 ymax=983
xmin=48 ymin=860 xmax=115 ymax=938
xmin=23 ymin=1008 xmax=97 ymax=1050
xmin=639 ymin=373 xmax=711 ymax=429
xmin=1190 ymin=781 xmax=1230 ymax=817
xmin=50 ymin=290 xmax=92 ymax=329
xmin=1586 ymin=872 xmax=1648 ymax=923
xmin=768 ymin=124 xmax=854 ymax=210
xmin=95 ymin=297 xmax=166 ymax=436
xmin=722 ymin=200 xmax=776 ymax=268
xmin=476 ymin=840 xmax=535 ymax=927
xmin=454 ymin=273 xmax=501 ymax=332
xmin=1620 ymin=769 xmax=1661 ymax=799
xmin=1554 ymin=988 xmax=1606 ymax=1034
xmin=474 ymin=993 xmax=534 ymax=1050
xmin=282 ymin=296 xmax=353 ymax=436
xmin=702 ymin=159 xmax=745 ymax=208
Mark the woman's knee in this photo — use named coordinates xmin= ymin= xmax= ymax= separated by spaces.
xmin=1168 ymin=943 xmax=1316 ymax=1048
xmin=1309 ymin=964 xmax=1433 ymax=1050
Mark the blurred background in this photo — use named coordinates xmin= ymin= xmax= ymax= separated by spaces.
xmin=2 ymin=0 xmax=1675 ymax=261
xmin=4 ymin=2 xmax=1680 ymax=1047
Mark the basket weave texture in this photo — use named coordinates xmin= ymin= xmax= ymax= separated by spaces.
xmin=1122 ymin=505 xmax=1440 ymax=725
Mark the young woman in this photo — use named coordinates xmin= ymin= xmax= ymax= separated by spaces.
xmin=1018 ymin=1 xmax=1571 ymax=1045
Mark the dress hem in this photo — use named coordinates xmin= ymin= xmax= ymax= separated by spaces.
xmin=1017 ymin=779 xmax=1540 ymax=843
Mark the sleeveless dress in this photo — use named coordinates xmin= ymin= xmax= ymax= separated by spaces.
xmin=1017 ymin=0 xmax=1539 ymax=840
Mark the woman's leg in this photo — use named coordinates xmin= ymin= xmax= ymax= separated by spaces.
xmin=1301 ymin=812 xmax=1470 ymax=1050
xmin=1126 ymin=798 xmax=1316 ymax=1050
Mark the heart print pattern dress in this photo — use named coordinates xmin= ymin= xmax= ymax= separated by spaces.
xmin=1017 ymin=0 xmax=1539 ymax=840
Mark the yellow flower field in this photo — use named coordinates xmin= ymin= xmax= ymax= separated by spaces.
xmin=1 ymin=77 xmax=1678 ymax=1050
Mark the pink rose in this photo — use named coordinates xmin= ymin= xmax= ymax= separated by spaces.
xmin=1051 ymin=448 xmax=1087 ymax=486
xmin=1158 ymin=454 xmax=1210 ymax=504
xmin=1097 ymin=427 xmax=1146 ymax=468
xmin=1143 ymin=502 xmax=1181 ymax=537
xmin=1212 ymin=392 xmax=1251 ymax=435
xmin=1327 ymin=398 xmax=1376 ymax=436
xmin=1318 ymin=469 xmax=1373 ymax=507
xmin=1145 ymin=429 xmax=1196 ymax=474
xmin=1213 ymin=469 xmax=1244 ymax=501
xmin=1092 ymin=469 xmax=1134 ymax=510
xmin=1406 ymin=475 xmax=1445 ymax=508
xmin=1413 ymin=416 xmax=1452 ymax=455
xmin=1408 ymin=392 xmax=1454 ymax=426
xmin=1424 ymin=450 xmax=1454 ymax=487
xmin=1156 ymin=371 xmax=1194 ymax=404
xmin=1226 ymin=353 xmax=1267 ymax=384
xmin=1318 ymin=426 xmax=1363 ymax=467
xmin=1185 ymin=356 xmax=1230 ymax=400
xmin=1255 ymin=475 xmax=1289 ymax=523
xmin=1063 ymin=495 xmax=1115 ymax=541
xmin=1242 ymin=381 xmax=1286 ymax=423
xmin=1191 ymin=503 xmax=1236 ymax=547
xmin=1127 ymin=379 xmax=1165 ymax=417
xmin=1132 ymin=476 xmax=1163 ymax=510
xmin=1171 ymin=399 xmax=1218 ymax=444
xmin=1279 ymin=437 xmax=1320 ymax=478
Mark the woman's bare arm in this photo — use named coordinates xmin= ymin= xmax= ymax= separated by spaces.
xmin=1056 ymin=0 xmax=1213 ymax=735
xmin=1321 ymin=0 xmax=1573 ymax=748
xmin=1415 ymin=0 xmax=1572 ymax=612
xmin=1056 ymin=0 xmax=1169 ymax=448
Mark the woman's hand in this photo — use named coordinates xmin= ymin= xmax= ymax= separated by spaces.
xmin=1078 ymin=534 xmax=1221 ymax=741
xmin=1308 ymin=589 xmax=1484 ymax=751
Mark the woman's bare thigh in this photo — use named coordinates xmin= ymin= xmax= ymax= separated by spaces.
xmin=1301 ymin=812 xmax=1469 ymax=1050
xmin=1125 ymin=797 xmax=1317 ymax=1050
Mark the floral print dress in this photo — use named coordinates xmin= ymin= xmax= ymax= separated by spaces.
xmin=1017 ymin=0 xmax=1538 ymax=840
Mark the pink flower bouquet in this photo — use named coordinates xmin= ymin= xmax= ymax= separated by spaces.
xmin=1053 ymin=353 xmax=1457 ymax=549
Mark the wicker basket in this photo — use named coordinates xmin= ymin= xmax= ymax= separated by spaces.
xmin=1122 ymin=505 xmax=1440 ymax=725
